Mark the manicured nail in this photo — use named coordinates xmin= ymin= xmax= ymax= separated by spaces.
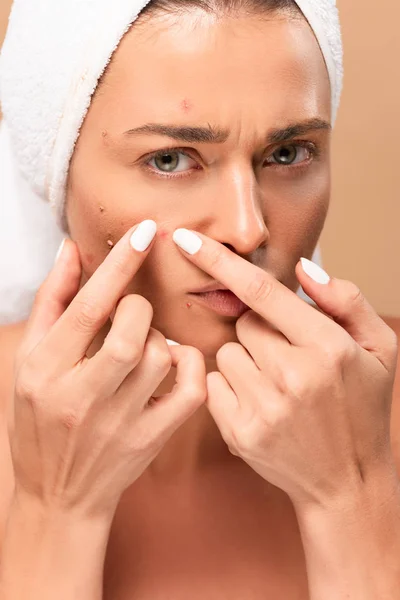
xmin=54 ymin=238 xmax=66 ymax=264
xmin=300 ymin=257 xmax=330 ymax=284
xmin=130 ymin=220 xmax=157 ymax=252
xmin=166 ymin=339 xmax=181 ymax=346
xmin=173 ymin=229 xmax=203 ymax=255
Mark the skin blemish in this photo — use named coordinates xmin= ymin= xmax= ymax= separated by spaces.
xmin=107 ymin=240 xmax=114 ymax=249
xmin=101 ymin=130 xmax=111 ymax=148
xmin=158 ymin=229 xmax=169 ymax=240
xmin=186 ymin=302 xmax=192 ymax=308
xmin=180 ymin=98 xmax=193 ymax=113
xmin=99 ymin=205 xmax=105 ymax=213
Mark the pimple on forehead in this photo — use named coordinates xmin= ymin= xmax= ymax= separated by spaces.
xmin=180 ymin=98 xmax=193 ymax=113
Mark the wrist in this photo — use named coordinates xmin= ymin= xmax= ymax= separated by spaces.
xmin=294 ymin=460 xmax=400 ymax=522
xmin=292 ymin=468 xmax=400 ymax=600
xmin=0 ymin=490 xmax=112 ymax=600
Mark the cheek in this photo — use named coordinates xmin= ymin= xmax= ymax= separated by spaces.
xmin=269 ymin=169 xmax=330 ymax=237
xmin=65 ymin=178 xmax=132 ymax=275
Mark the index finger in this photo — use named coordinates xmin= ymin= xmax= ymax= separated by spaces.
xmin=172 ymin=228 xmax=330 ymax=346
xmin=46 ymin=220 xmax=157 ymax=365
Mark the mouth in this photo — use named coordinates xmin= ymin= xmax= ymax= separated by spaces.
xmin=188 ymin=289 xmax=249 ymax=318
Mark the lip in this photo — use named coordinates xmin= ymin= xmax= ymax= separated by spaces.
xmin=188 ymin=289 xmax=249 ymax=317
xmin=188 ymin=281 xmax=229 ymax=293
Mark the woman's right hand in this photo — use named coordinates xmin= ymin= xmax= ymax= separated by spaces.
xmin=10 ymin=221 xmax=207 ymax=521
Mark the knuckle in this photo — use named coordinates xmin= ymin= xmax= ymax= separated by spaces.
xmin=185 ymin=381 xmax=208 ymax=404
xmin=320 ymin=336 xmax=355 ymax=367
xmin=208 ymin=246 xmax=226 ymax=270
xmin=229 ymin=419 xmax=260 ymax=456
xmin=341 ymin=339 xmax=358 ymax=362
xmin=146 ymin=342 xmax=172 ymax=372
xmin=244 ymin=272 xmax=273 ymax=305
xmin=104 ymin=338 xmax=143 ymax=367
xmin=15 ymin=373 xmax=40 ymax=405
xmin=15 ymin=361 xmax=47 ymax=404
xmin=343 ymin=281 xmax=364 ymax=306
xmin=281 ymin=367 xmax=307 ymax=399
xmin=71 ymin=298 xmax=106 ymax=333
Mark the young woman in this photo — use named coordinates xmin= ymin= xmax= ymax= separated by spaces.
xmin=0 ymin=1 xmax=399 ymax=598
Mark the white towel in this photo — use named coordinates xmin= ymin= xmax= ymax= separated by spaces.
xmin=0 ymin=0 xmax=343 ymax=324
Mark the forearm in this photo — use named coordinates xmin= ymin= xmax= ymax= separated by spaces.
xmin=294 ymin=470 xmax=400 ymax=600
xmin=0 ymin=493 xmax=112 ymax=600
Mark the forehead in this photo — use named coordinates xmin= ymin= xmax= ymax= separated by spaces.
xmin=93 ymin=12 xmax=331 ymax=126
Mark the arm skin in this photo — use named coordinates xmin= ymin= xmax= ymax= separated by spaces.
xmin=0 ymin=492 xmax=113 ymax=600
xmin=294 ymin=467 xmax=400 ymax=600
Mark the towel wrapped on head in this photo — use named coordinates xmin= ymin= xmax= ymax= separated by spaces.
xmin=0 ymin=0 xmax=343 ymax=324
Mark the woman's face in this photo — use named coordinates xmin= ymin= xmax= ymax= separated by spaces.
xmin=66 ymin=9 xmax=331 ymax=359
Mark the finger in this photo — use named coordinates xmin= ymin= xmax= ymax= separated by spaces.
xmin=205 ymin=371 xmax=238 ymax=444
xmin=235 ymin=310 xmax=290 ymax=370
xmin=296 ymin=260 xmax=398 ymax=371
xmin=137 ymin=344 xmax=207 ymax=444
xmin=43 ymin=220 xmax=157 ymax=369
xmin=81 ymin=294 xmax=154 ymax=396
xmin=215 ymin=342 xmax=261 ymax=409
xmin=172 ymin=229 xmax=330 ymax=347
xmin=16 ymin=238 xmax=81 ymax=371
xmin=104 ymin=327 xmax=172 ymax=417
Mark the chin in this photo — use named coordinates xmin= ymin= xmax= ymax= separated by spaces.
xmin=161 ymin=320 xmax=240 ymax=358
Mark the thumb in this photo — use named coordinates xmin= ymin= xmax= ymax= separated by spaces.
xmin=16 ymin=238 xmax=82 ymax=368
xmin=296 ymin=257 xmax=397 ymax=371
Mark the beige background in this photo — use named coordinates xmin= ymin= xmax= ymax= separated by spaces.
xmin=1 ymin=0 xmax=399 ymax=318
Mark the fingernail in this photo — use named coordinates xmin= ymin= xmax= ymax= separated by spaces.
xmin=172 ymin=229 xmax=202 ymax=255
xmin=54 ymin=238 xmax=66 ymax=264
xmin=130 ymin=220 xmax=157 ymax=252
xmin=166 ymin=339 xmax=181 ymax=346
xmin=300 ymin=258 xmax=330 ymax=285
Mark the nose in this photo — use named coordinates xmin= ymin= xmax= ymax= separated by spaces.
xmin=205 ymin=166 xmax=269 ymax=256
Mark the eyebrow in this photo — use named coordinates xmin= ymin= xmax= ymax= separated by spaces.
xmin=122 ymin=117 xmax=331 ymax=145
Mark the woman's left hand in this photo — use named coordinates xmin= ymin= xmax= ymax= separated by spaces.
xmin=172 ymin=228 xmax=399 ymax=510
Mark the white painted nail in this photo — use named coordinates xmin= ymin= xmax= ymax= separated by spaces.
xmin=130 ymin=220 xmax=157 ymax=252
xmin=172 ymin=229 xmax=203 ymax=255
xmin=54 ymin=238 xmax=66 ymax=264
xmin=166 ymin=339 xmax=181 ymax=346
xmin=300 ymin=258 xmax=330 ymax=285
